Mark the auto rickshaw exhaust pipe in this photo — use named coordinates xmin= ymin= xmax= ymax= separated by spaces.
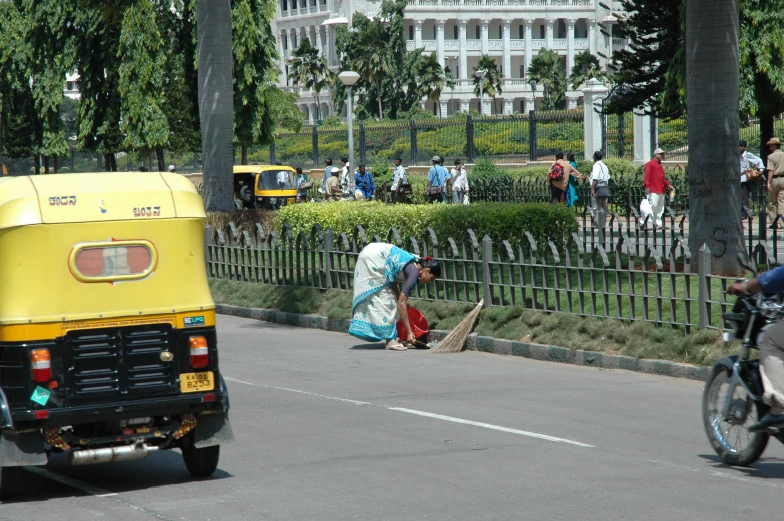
xmin=69 ymin=443 xmax=159 ymax=466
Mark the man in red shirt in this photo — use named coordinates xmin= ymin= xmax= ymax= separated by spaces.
xmin=643 ymin=148 xmax=673 ymax=228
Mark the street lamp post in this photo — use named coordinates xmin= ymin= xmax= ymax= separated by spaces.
xmin=338 ymin=70 xmax=360 ymax=198
xmin=474 ymin=68 xmax=488 ymax=116
xmin=529 ymin=79 xmax=537 ymax=112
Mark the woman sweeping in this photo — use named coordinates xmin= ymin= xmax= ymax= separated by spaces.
xmin=348 ymin=243 xmax=440 ymax=350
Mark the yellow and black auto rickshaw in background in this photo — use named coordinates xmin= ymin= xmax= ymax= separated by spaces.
xmin=233 ymin=165 xmax=298 ymax=210
xmin=0 ymin=172 xmax=232 ymax=500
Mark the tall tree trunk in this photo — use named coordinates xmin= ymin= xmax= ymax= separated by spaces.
xmin=686 ymin=0 xmax=743 ymax=275
xmin=43 ymin=156 xmax=49 ymax=174
xmin=53 ymin=155 xmax=58 ymax=173
xmin=155 ymin=146 xmax=165 ymax=172
xmin=241 ymin=145 xmax=248 ymax=165
xmin=34 ymin=155 xmax=40 ymax=175
xmin=198 ymin=0 xmax=235 ymax=212
xmin=759 ymin=112 xmax=774 ymax=166
xmin=315 ymin=92 xmax=320 ymax=121
xmin=375 ymin=78 xmax=383 ymax=118
xmin=104 ymin=153 xmax=112 ymax=172
xmin=111 ymin=154 xmax=117 ymax=172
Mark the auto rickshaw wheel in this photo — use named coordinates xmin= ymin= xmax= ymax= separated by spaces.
xmin=0 ymin=466 xmax=20 ymax=500
xmin=181 ymin=441 xmax=220 ymax=477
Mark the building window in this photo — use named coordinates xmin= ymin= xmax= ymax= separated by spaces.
xmin=454 ymin=25 xmax=458 ymax=39
xmin=557 ymin=20 xmax=566 ymax=39
xmin=292 ymin=33 xmax=297 ymax=47
xmin=409 ymin=25 xmax=414 ymax=40
xmin=476 ymin=25 xmax=480 ymax=39
xmin=292 ymin=0 xmax=297 ymax=8
xmin=518 ymin=25 xmax=523 ymax=39
xmin=283 ymin=36 xmax=288 ymax=50
xmin=282 ymin=0 xmax=288 ymax=9
xmin=66 ymin=81 xmax=74 ymax=91
xmin=539 ymin=25 xmax=544 ymax=39
xmin=519 ymin=64 xmax=525 ymax=78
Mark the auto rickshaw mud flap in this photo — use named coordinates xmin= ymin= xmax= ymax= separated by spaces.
xmin=0 ymin=431 xmax=47 ymax=467
xmin=193 ymin=375 xmax=234 ymax=449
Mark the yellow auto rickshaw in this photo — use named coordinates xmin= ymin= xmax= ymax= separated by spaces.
xmin=0 ymin=172 xmax=232 ymax=500
xmin=234 ymin=164 xmax=298 ymax=210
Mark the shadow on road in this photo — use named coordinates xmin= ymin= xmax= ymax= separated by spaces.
xmin=697 ymin=453 xmax=784 ymax=479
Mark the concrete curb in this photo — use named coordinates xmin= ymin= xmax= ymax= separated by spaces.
xmin=215 ymin=303 xmax=710 ymax=382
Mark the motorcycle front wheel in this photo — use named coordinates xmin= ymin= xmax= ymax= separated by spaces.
xmin=702 ymin=364 xmax=769 ymax=466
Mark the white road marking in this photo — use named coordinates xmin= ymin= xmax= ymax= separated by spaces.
xmin=388 ymin=407 xmax=595 ymax=447
xmin=225 ymin=376 xmax=594 ymax=448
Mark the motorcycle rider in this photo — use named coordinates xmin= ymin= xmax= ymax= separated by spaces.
xmin=729 ymin=271 xmax=784 ymax=431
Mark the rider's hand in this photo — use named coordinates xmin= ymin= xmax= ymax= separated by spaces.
xmin=728 ymin=281 xmax=748 ymax=295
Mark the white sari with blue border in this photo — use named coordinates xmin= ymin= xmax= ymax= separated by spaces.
xmin=348 ymin=243 xmax=416 ymax=342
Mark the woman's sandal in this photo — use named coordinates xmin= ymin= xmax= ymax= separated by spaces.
xmin=385 ymin=340 xmax=407 ymax=351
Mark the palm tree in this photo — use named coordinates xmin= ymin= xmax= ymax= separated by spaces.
xmin=569 ymin=50 xmax=606 ymax=90
xmin=351 ymin=23 xmax=390 ymax=118
xmin=197 ymin=0 xmax=234 ymax=211
xmin=686 ymin=0 xmax=743 ymax=274
xmin=418 ymin=53 xmax=445 ymax=116
xmin=472 ymin=55 xmax=503 ymax=115
xmin=287 ymin=39 xmax=329 ymax=121
xmin=527 ymin=48 xmax=567 ymax=110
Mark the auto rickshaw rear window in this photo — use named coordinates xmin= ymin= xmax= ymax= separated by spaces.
xmin=257 ymin=170 xmax=297 ymax=190
xmin=69 ymin=241 xmax=157 ymax=282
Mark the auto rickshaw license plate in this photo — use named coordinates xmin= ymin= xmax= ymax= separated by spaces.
xmin=180 ymin=371 xmax=215 ymax=393
xmin=287 ymin=197 xmax=295 ymax=205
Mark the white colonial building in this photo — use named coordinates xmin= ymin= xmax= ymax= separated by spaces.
xmin=274 ymin=0 xmax=628 ymax=122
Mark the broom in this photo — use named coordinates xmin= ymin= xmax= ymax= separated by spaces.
xmin=428 ymin=300 xmax=484 ymax=353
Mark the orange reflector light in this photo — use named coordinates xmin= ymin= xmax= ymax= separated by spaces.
xmin=34 ymin=410 xmax=49 ymax=419
xmin=189 ymin=336 xmax=209 ymax=369
xmin=31 ymin=349 xmax=52 ymax=383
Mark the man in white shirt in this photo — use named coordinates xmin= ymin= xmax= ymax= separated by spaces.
xmin=450 ymin=159 xmax=469 ymax=204
xmin=390 ymin=158 xmax=407 ymax=203
xmin=740 ymin=140 xmax=764 ymax=218
xmin=340 ymin=157 xmax=351 ymax=191
xmin=277 ymin=169 xmax=288 ymax=187
xmin=589 ymin=151 xmax=610 ymax=228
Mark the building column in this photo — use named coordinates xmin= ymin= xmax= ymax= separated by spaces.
xmin=545 ymin=19 xmax=554 ymax=51
xmin=567 ymin=96 xmax=578 ymax=109
xmin=436 ymin=20 xmax=445 ymax=67
xmin=503 ymin=99 xmax=513 ymax=115
xmin=567 ymin=19 xmax=576 ymax=72
xmin=526 ymin=94 xmax=535 ymax=113
xmin=481 ymin=19 xmax=489 ymax=55
xmin=311 ymin=103 xmax=319 ymax=123
xmin=459 ymin=98 xmax=470 ymax=113
xmin=439 ymin=100 xmax=448 ymax=118
xmin=524 ymin=19 xmax=532 ymax=75
xmin=414 ymin=20 xmax=423 ymax=50
xmin=588 ymin=20 xmax=596 ymax=55
xmin=502 ymin=20 xmax=511 ymax=78
xmin=278 ymin=32 xmax=288 ymax=85
xmin=459 ymin=20 xmax=468 ymax=80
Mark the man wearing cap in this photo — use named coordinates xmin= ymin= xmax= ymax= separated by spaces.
xmin=425 ymin=155 xmax=451 ymax=203
xmin=325 ymin=166 xmax=344 ymax=202
xmin=643 ymin=148 xmax=673 ymax=228
xmin=320 ymin=158 xmax=333 ymax=195
xmin=167 ymin=165 xmax=176 ymax=173
xmin=766 ymin=138 xmax=784 ymax=223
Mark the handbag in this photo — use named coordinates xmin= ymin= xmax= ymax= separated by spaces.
xmin=399 ymin=183 xmax=413 ymax=195
xmin=595 ymin=184 xmax=612 ymax=198
xmin=299 ymin=181 xmax=313 ymax=190
xmin=745 ymin=168 xmax=762 ymax=182
xmin=463 ymin=193 xmax=470 ymax=205
xmin=427 ymin=185 xmax=443 ymax=196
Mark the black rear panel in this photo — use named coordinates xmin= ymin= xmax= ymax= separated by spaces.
xmin=67 ymin=324 xmax=177 ymax=402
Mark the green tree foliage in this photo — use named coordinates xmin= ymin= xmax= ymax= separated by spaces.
xmin=569 ymin=51 xmax=606 ymax=90
xmin=287 ymin=39 xmax=330 ymax=121
xmin=473 ymin=55 xmax=504 ymax=114
xmin=527 ymin=49 xmax=566 ymax=110
xmin=419 ymin=53 xmax=445 ymax=117
xmin=0 ymin=0 xmax=34 ymax=164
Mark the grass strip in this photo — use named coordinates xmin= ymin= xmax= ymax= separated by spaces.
xmin=210 ymin=279 xmax=735 ymax=367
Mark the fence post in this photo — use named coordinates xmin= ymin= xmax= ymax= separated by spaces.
xmin=269 ymin=141 xmax=276 ymax=164
xmin=528 ymin=110 xmax=537 ymax=161
xmin=312 ymin=126 xmax=319 ymax=169
xmin=617 ymin=112 xmax=625 ymax=158
xmin=466 ymin=115 xmax=474 ymax=163
xmin=698 ymin=243 xmax=712 ymax=330
xmin=409 ymin=119 xmax=418 ymax=164
xmin=324 ymin=229 xmax=334 ymax=290
xmin=482 ymin=234 xmax=493 ymax=308
xmin=359 ymin=123 xmax=366 ymax=165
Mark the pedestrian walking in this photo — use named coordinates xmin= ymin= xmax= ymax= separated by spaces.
xmin=590 ymin=151 xmax=610 ymax=229
xmin=354 ymin=164 xmax=376 ymax=200
xmin=340 ymin=157 xmax=351 ymax=192
xmin=766 ymin=138 xmax=784 ymax=223
xmin=425 ymin=155 xmax=450 ymax=203
xmin=390 ymin=158 xmax=407 ymax=204
xmin=547 ymin=152 xmax=572 ymax=205
xmin=565 ymin=152 xmax=585 ymax=208
xmin=740 ymin=140 xmax=764 ymax=218
xmin=320 ymin=158 xmax=333 ymax=195
xmin=450 ymin=159 xmax=469 ymax=204
xmin=643 ymin=148 xmax=673 ymax=228
xmin=296 ymin=167 xmax=311 ymax=202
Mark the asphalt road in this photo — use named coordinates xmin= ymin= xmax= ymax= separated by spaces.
xmin=3 ymin=315 xmax=784 ymax=521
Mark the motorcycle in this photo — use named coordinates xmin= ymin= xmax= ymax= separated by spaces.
xmin=702 ymin=257 xmax=784 ymax=466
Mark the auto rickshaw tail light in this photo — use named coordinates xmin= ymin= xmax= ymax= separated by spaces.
xmin=189 ymin=336 xmax=209 ymax=369
xmin=31 ymin=349 xmax=52 ymax=382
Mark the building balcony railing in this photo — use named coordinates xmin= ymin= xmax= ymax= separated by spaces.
xmin=405 ymin=37 xmax=591 ymax=52
xmin=409 ymin=0 xmax=592 ymax=7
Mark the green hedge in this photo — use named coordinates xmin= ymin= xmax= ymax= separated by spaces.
xmin=276 ymin=200 xmax=578 ymax=247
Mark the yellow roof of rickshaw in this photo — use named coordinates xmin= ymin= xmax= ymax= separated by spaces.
xmin=233 ymin=165 xmax=295 ymax=174
xmin=0 ymin=172 xmax=205 ymax=231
